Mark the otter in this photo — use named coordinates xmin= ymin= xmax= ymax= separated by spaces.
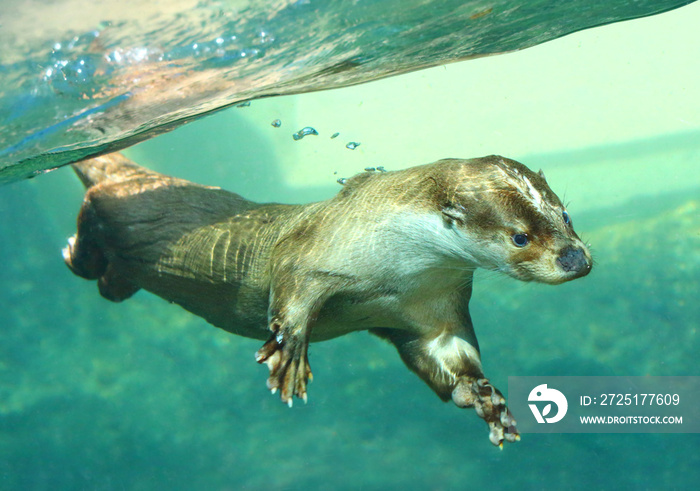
xmin=63 ymin=153 xmax=592 ymax=447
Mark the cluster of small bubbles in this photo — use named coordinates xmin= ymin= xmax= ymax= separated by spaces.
xmin=41 ymin=30 xmax=169 ymax=97
xmin=292 ymin=126 xmax=318 ymax=140
xmin=252 ymin=28 xmax=275 ymax=46
xmin=104 ymin=46 xmax=164 ymax=65
xmin=37 ymin=21 xmax=275 ymax=100
xmin=42 ymin=30 xmax=110 ymax=96
xmin=43 ymin=53 xmax=105 ymax=96
xmin=345 ymin=141 xmax=361 ymax=150
xmin=271 ymin=119 xmax=282 ymax=127
xmin=165 ymin=33 xmax=266 ymax=66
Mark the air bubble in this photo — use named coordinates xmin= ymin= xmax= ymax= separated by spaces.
xmin=293 ymin=126 xmax=318 ymax=140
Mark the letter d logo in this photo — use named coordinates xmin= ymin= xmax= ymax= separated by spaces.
xmin=528 ymin=384 xmax=568 ymax=423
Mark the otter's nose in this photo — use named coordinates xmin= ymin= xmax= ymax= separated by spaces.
xmin=556 ymin=247 xmax=591 ymax=276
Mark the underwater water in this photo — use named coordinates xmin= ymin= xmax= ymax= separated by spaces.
xmin=1 ymin=3 xmax=699 ymax=491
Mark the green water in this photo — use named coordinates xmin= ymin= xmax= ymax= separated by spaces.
xmin=1 ymin=5 xmax=699 ymax=490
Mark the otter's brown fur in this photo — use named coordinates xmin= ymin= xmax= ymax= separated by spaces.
xmin=63 ymin=153 xmax=592 ymax=446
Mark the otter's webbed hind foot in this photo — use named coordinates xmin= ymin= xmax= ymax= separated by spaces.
xmin=453 ymin=377 xmax=520 ymax=447
xmin=255 ymin=321 xmax=312 ymax=407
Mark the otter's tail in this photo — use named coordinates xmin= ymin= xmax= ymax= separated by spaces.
xmin=72 ymin=152 xmax=158 ymax=189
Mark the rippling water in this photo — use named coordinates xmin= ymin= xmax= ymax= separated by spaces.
xmin=0 ymin=0 xmax=693 ymax=182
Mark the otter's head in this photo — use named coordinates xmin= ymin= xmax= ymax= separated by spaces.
xmin=437 ymin=156 xmax=592 ymax=285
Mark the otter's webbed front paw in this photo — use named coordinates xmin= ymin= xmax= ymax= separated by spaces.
xmin=255 ymin=321 xmax=312 ymax=407
xmin=453 ymin=377 xmax=520 ymax=447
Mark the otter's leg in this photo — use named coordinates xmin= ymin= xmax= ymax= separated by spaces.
xmin=254 ymin=277 xmax=333 ymax=406
xmin=372 ymin=328 xmax=519 ymax=447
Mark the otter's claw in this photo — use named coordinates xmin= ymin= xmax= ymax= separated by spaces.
xmin=452 ymin=377 xmax=520 ymax=447
xmin=255 ymin=328 xmax=312 ymax=406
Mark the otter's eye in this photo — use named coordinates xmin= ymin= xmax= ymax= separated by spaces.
xmin=511 ymin=233 xmax=529 ymax=247
xmin=562 ymin=210 xmax=571 ymax=225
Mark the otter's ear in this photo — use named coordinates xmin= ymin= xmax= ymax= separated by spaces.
xmin=538 ymin=169 xmax=546 ymax=180
xmin=441 ymin=204 xmax=467 ymax=224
